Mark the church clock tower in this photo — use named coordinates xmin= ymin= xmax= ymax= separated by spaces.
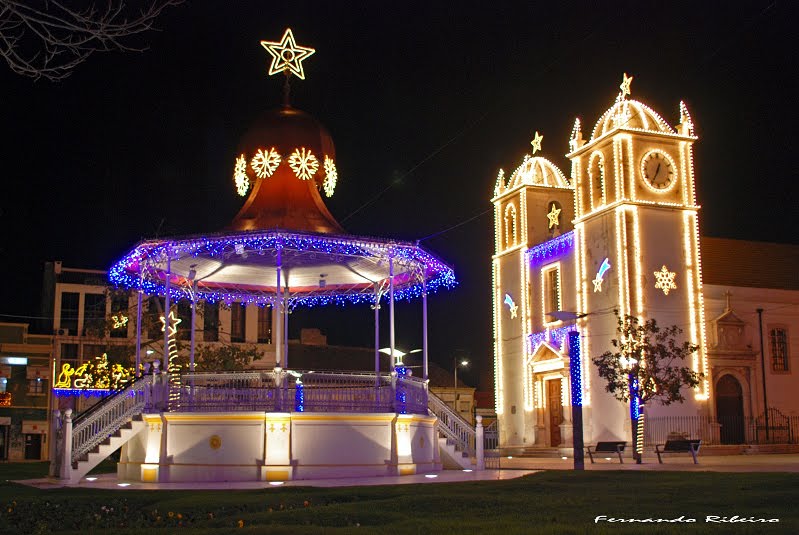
xmin=567 ymin=75 xmax=709 ymax=440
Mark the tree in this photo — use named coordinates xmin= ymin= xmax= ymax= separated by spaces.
xmin=0 ymin=0 xmax=180 ymax=81
xmin=592 ymin=312 xmax=703 ymax=463
xmin=195 ymin=344 xmax=263 ymax=372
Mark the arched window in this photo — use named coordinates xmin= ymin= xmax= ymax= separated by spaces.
xmin=769 ymin=327 xmax=790 ymax=372
xmin=504 ymin=203 xmax=518 ymax=248
xmin=588 ymin=152 xmax=605 ymax=209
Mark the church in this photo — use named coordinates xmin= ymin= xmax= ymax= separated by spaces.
xmin=491 ymin=75 xmax=798 ymax=451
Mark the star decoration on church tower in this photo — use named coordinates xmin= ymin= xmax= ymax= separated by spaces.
xmin=546 ymin=204 xmax=561 ymax=229
xmin=261 ymin=28 xmax=316 ymax=80
xmin=160 ymin=310 xmax=182 ymax=336
xmin=619 ymin=72 xmax=633 ymax=99
xmin=653 ymin=265 xmax=677 ymax=295
xmin=504 ymin=293 xmax=519 ymax=319
xmin=592 ymin=275 xmax=604 ymax=293
xmin=530 ymin=131 xmax=543 ymax=154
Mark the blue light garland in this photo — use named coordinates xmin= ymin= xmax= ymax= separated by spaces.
xmin=568 ymin=331 xmax=582 ymax=406
xmin=527 ymin=231 xmax=574 ymax=266
xmin=294 ymin=382 xmax=305 ymax=412
xmin=528 ymin=324 xmax=577 ymax=353
xmin=108 ymin=230 xmax=457 ymax=309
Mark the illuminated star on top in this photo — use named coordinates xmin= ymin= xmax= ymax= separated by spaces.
xmin=530 ymin=131 xmax=543 ymax=155
xmin=546 ymin=204 xmax=561 ymax=229
xmin=619 ymin=72 xmax=633 ymax=98
xmin=653 ymin=265 xmax=677 ymax=296
xmin=260 ymin=28 xmax=316 ymax=80
xmin=160 ymin=310 xmax=182 ymax=336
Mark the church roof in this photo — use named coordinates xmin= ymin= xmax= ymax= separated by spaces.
xmin=591 ymin=99 xmax=675 ymax=141
xmin=700 ymin=237 xmax=799 ymax=291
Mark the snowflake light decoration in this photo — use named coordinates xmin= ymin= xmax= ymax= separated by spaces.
xmin=288 ymin=147 xmax=319 ymax=180
xmin=653 ymin=264 xmax=677 ymax=295
xmin=323 ymin=156 xmax=337 ymax=197
xmin=251 ymin=147 xmax=281 ymax=178
xmin=233 ymin=154 xmax=249 ymax=196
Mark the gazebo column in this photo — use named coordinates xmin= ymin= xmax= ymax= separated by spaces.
xmin=389 ymin=257 xmax=396 ymax=372
xmin=374 ymin=283 xmax=380 ymax=388
xmin=162 ymin=252 xmax=171 ymax=373
xmin=275 ymin=247 xmax=282 ymax=367
xmin=135 ymin=285 xmax=143 ymax=378
xmin=190 ymin=281 xmax=197 ymax=372
xmin=422 ymin=275 xmax=428 ymax=381
xmin=284 ymin=280 xmax=289 ymax=368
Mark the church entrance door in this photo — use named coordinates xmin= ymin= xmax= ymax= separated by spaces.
xmin=716 ymin=375 xmax=745 ymax=444
xmin=547 ymin=379 xmax=563 ymax=446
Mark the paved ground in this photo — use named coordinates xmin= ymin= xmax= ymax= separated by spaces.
xmin=15 ymin=454 xmax=799 ymax=490
xmin=494 ymin=452 xmax=799 ymax=472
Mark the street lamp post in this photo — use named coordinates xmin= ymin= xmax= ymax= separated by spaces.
xmin=454 ymin=357 xmax=470 ymax=389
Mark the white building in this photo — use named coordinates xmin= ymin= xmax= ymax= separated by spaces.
xmin=492 ymin=76 xmax=798 ymax=450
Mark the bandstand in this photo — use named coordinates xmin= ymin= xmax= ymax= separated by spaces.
xmin=50 ymin=29 xmax=467 ymax=484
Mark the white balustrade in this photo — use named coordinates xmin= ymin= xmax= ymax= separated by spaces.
xmin=428 ymin=391 xmax=476 ymax=457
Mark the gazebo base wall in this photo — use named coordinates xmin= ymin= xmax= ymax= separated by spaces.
xmin=118 ymin=411 xmax=440 ymax=482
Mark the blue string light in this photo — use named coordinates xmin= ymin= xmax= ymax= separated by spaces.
xmin=528 ymin=323 xmax=577 ymax=353
xmin=568 ymin=331 xmax=582 ymax=406
xmin=527 ymin=231 xmax=574 ymax=266
xmin=294 ymin=381 xmax=305 ymax=412
xmin=108 ymin=230 xmax=457 ymax=308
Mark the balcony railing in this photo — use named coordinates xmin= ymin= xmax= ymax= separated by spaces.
xmin=169 ymin=369 xmax=428 ymax=415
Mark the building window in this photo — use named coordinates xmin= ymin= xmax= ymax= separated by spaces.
xmin=28 ymin=378 xmax=45 ymax=395
xmin=146 ymin=296 xmax=164 ymax=341
xmin=231 ymin=303 xmax=246 ymax=343
xmin=203 ymin=302 xmax=219 ymax=342
xmin=258 ymin=306 xmax=272 ymax=344
xmin=542 ymin=264 xmax=561 ymax=324
xmin=83 ymin=344 xmax=105 ymax=360
xmin=177 ymin=301 xmax=192 ymax=340
xmin=60 ymin=292 xmax=79 ymax=335
xmin=83 ymin=293 xmax=106 ymax=337
xmin=770 ymin=327 xmax=789 ymax=372
xmin=61 ymin=343 xmax=79 ymax=360
xmin=504 ymin=203 xmax=517 ymax=248
xmin=0 ymin=377 xmax=8 ymax=393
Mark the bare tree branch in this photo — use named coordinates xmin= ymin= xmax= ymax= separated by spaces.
xmin=0 ymin=0 xmax=181 ymax=81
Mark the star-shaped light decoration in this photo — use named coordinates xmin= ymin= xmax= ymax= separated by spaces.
xmin=260 ymin=28 xmax=316 ymax=80
xmin=503 ymin=293 xmax=519 ymax=319
xmin=160 ymin=310 xmax=182 ymax=336
xmin=592 ymin=276 xmax=604 ymax=293
xmin=593 ymin=258 xmax=611 ymax=292
xmin=653 ymin=265 xmax=677 ymax=295
xmin=233 ymin=154 xmax=249 ymax=196
xmin=323 ymin=156 xmax=337 ymax=197
xmin=111 ymin=314 xmax=129 ymax=329
xmin=288 ymin=147 xmax=319 ymax=180
xmin=546 ymin=203 xmax=561 ymax=229
xmin=251 ymin=147 xmax=281 ymax=178
xmin=530 ymin=131 xmax=543 ymax=155
xmin=619 ymin=72 xmax=633 ymax=99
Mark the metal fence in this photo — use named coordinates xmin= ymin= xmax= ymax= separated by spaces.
xmin=644 ymin=408 xmax=799 ymax=446
xmin=170 ymin=369 xmax=426 ymax=415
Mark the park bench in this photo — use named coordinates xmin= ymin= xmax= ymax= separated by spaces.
xmin=655 ymin=439 xmax=701 ymax=464
xmin=585 ymin=441 xmax=627 ymax=463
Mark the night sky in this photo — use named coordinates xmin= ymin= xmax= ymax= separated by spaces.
xmin=1 ymin=1 xmax=796 ymax=389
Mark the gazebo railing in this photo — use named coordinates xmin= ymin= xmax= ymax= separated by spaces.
xmin=171 ymin=369 xmax=420 ymax=414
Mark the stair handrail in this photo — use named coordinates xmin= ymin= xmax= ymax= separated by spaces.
xmin=428 ymin=391 xmax=475 ymax=457
xmin=71 ymin=374 xmax=154 ymax=464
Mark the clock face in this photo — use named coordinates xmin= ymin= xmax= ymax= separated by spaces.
xmin=642 ymin=150 xmax=675 ymax=190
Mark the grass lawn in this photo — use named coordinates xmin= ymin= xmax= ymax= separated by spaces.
xmin=0 ymin=463 xmax=796 ymax=534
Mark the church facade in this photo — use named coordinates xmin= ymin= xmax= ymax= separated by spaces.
xmin=491 ymin=76 xmax=798 ymax=449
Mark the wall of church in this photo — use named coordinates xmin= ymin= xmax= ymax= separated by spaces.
xmin=704 ymin=285 xmax=799 ymax=417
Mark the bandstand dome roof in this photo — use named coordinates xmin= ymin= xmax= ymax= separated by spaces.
xmin=590 ymin=99 xmax=675 ymax=141
xmin=109 ymin=81 xmax=456 ymax=307
xmin=230 ymin=105 xmax=344 ymax=234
